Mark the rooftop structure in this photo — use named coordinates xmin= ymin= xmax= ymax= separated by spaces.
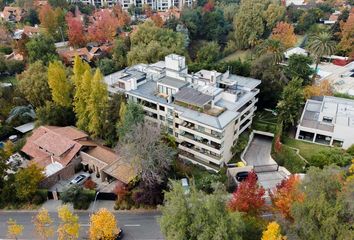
xmin=296 ymin=96 xmax=354 ymax=148
xmin=104 ymin=54 xmax=261 ymax=171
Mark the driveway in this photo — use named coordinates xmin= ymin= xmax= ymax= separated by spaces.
xmin=243 ymin=135 xmax=276 ymax=166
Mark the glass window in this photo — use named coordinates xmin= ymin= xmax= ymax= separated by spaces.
xmin=159 ymin=105 xmax=165 ymax=111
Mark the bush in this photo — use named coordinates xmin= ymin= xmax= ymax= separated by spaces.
xmin=272 ymin=145 xmax=306 ymax=173
xmin=32 ymin=189 xmax=48 ymax=205
xmin=0 ymin=44 xmax=12 ymax=54
xmin=346 ymin=145 xmax=354 ymax=156
xmin=61 ymin=185 xmax=95 ymax=210
xmin=310 ymin=148 xmax=352 ymax=168
xmin=83 ymin=179 xmax=97 ymax=190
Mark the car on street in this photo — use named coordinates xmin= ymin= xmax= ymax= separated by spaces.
xmin=235 ymin=171 xmax=258 ymax=182
xmin=69 ymin=173 xmax=90 ymax=185
xmin=115 ymin=228 xmax=124 ymax=239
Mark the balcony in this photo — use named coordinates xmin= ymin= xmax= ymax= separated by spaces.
xmin=180 ymin=121 xmax=223 ymax=140
xmin=179 ymin=142 xmax=222 ymax=163
xmin=179 ymin=150 xmax=220 ymax=172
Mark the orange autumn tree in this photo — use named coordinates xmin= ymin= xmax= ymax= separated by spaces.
xmin=151 ymin=14 xmax=164 ymax=28
xmin=228 ymin=171 xmax=266 ymax=216
xmin=66 ymin=12 xmax=87 ymax=47
xmin=270 ymin=175 xmax=304 ymax=220
xmin=112 ymin=4 xmax=131 ymax=27
xmin=338 ymin=10 xmax=354 ymax=58
xmin=88 ymin=9 xmax=120 ymax=43
xmin=303 ymin=80 xmax=333 ymax=99
xmin=270 ymin=21 xmax=297 ymax=49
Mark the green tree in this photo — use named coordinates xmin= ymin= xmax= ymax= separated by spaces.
xmin=26 ymin=34 xmax=57 ymax=64
xmin=36 ymin=101 xmax=75 ymax=126
xmin=291 ymin=165 xmax=354 ymax=240
xmin=263 ymin=3 xmax=285 ymax=31
xmin=112 ymin=38 xmax=128 ymax=70
xmin=285 ymin=54 xmax=314 ymax=86
xmin=233 ymin=0 xmax=269 ymax=49
xmin=276 ymin=77 xmax=304 ymax=129
xmin=310 ymin=148 xmax=352 ymax=168
xmin=196 ymin=41 xmax=220 ymax=64
xmin=306 ymin=31 xmax=336 ymax=81
xmin=159 ymin=181 xmax=245 ymax=240
xmin=256 ymin=39 xmax=285 ymax=64
xmin=24 ymin=8 xmax=39 ymax=26
xmin=15 ymin=164 xmax=44 ymax=202
xmin=17 ymin=61 xmax=51 ymax=107
xmin=97 ymin=58 xmax=117 ymax=76
xmin=87 ymin=69 xmax=108 ymax=138
xmin=127 ymin=21 xmax=186 ymax=65
xmin=116 ymin=101 xmax=144 ymax=139
xmin=48 ymin=61 xmax=72 ymax=107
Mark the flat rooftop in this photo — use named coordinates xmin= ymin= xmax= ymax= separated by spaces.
xmin=174 ymin=87 xmax=212 ymax=108
xmin=158 ymin=76 xmax=189 ymax=89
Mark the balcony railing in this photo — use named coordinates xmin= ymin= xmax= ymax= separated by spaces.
xmin=179 ymin=143 xmax=222 ymax=161
xmin=180 ymin=132 xmax=222 ymax=151
xmin=179 ymin=150 xmax=220 ymax=171
xmin=181 ymin=121 xmax=223 ymax=139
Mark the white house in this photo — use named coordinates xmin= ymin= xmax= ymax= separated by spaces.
xmin=296 ymin=96 xmax=354 ymax=149
xmin=104 ymin=54 xmax=261 ymax=171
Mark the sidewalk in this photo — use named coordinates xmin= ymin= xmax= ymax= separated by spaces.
xmin=40 ymin=200 xmax=116 ymax=212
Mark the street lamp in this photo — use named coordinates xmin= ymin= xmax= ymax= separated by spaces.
xmin=91 ymin=191 xmax=100 ymax=215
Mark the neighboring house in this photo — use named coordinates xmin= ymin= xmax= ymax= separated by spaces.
xmin=21 ymin=126 xmax=136 ymax=188
xmin=104 ymin=54 xmax=261 ymax=171
xmin=284 ymin=47 xmax=308 ymax=59
xmin=1 ymin=7 xmax=26 ymax=22
xmin=13 ymin=26 xmax=42 ymax=40
xmin=296 ymin=96 xmax=354 ymax=149
xmin=57 ymin=44 xmax=111 ymax=65
xmin=323 ymin=11 xmax=341 ymax=25
xmin=157 ymin=7 xmax=181 ymax=22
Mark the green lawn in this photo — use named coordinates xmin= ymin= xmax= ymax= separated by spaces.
xmin=282 ymin=137 xmax=330 ymax=161
xmin=252 ymin=111 xmax=278 ymax=133
xmin=220 ymin=50 xmax=252 ymax=62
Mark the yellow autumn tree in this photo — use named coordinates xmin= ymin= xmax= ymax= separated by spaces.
xmin=262 ymin=221 xmax=287 ymax=240
xmin=89 ymin=208 xmax=119 ymax=240
xmin=7 ymin=219 xmax=24 ymax=240
xmin=304 ymin=80 xmax=333 ymax=99
xmin=33 ymin=208 xmax=54 ymax=240
xmin=57 ymin=205 xmax=80 ymax=240
xmin=270 ymin=21 xmax=297 ymax=49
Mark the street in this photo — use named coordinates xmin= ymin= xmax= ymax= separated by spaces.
xmin=0 ymin=211 xmax=164 ymax=240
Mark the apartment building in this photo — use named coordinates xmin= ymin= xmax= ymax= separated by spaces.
xmin=70 ymin=0 xmax=194 ymax=11
xmin=104 ymin=54 xmax=260 ymax=171
xmin=296 ymin=96 xmax=354 ymax=149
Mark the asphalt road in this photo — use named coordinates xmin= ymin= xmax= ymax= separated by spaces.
xmin=0 ymin=211 xmax=164 ymax=240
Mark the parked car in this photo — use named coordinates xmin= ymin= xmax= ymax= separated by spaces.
xmin=69 ymin=173 xmax=90 ymax=186
xmin=181 ymin=178 xmax=190 ymax=194
xmin=235 ymin=171 xmax=258 ymax=182
xmin=115 ymin=228 xmax=124 ymax=239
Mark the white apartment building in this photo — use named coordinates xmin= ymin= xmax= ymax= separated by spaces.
xmin=70 ymin=0 xmax=194 ymax=10
xmin=105 ymin=54 xmax=261 ymax=171
xmin=296 ymin=96 xmax=354 ymax=149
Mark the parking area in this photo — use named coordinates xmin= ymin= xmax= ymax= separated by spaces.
xmin=50 ymin=171 xmax=117 ymax=193
xmin=244 ymin=134 xmax=276 ymax=166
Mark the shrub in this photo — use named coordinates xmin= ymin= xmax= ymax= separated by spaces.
xmin=32 ymin=189 xmax=48 ymax=205
xmin=310 ymin=148 xmax=352 ymax=168
xmin=346 ymin=145 xmax=354 ymax=156
xmin=61 ymin=185 xmax=95 ymax=210
xmin=272 ymin=145 xmax=306 ymax=173
xmin=83 ymin=179 xmax=97 ymax=190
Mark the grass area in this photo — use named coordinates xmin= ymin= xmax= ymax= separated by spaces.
xmin=272 ymin=145 xmax=306 ymax=173
xmin=252 ymin=111 xmax=278 ymax=133
xmin=282 ymin=137 xmax=330 ymax=161
xmin=0 ymin=75 xmax=17 ymax=85
xmin=220 ymin=49 xmax=252 ymax=62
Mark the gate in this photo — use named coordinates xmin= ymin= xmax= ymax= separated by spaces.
xmin=254 ymin=164 xmax=279 ymax=173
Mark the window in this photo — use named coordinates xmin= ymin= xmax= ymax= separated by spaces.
xmin=159 ymin=105 xmax=165 ymax=111
xmin=118 ymin=82 xmax=125 ymax=89
xmin=159 ymin=115 xmax=165 ymax=121
xmin=323 ymin=116 xmax=333 ymax=123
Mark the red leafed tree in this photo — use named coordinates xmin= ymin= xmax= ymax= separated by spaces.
xmin=66 ymin=12 xmax=87 ymax=47
xmin=228 ymin=171 xmax=266 ymax=216
xmin=270 ymin=175 xmax=304 ymax=221
xmin=113 ymin=182 xmax=128 ymax=200
xmin=88 ymin=9 xmax=120 ymax=43
xmin=203 ymin=0 xmax=215 ymax=12
xmin=112 ymin=4 xmax=131 ymax=27
xmin=151 ymin=14 xmax=164 ymax=28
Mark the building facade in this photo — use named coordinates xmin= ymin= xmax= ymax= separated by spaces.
xmin=69 ymin=0 xmax=194 ymax=11
xmin=296 ymin=96 xmax=354 ymax=149
xmin=105 ymin=54 xmax=260 ymax=171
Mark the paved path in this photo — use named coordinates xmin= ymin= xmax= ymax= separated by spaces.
xmin=0 ymin=211 xmax=163 ymax=240
xmin=244 ymin=135 xmax=276 ymax=166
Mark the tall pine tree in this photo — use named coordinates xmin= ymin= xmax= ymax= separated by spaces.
xmin=48 ymin=60 xmax=72 ymax=107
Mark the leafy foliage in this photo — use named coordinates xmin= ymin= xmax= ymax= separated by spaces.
xmin=60 ymin=185 xmax=95 ymax=210
xmin=7 ymin=218 xmax=24 ymax=239
xmin=15 ymin=164 xmax=44 ymax=202
xmin=36 ymin=101 xmax=75 ymax=126
xmin=57 ymin=205 xmax=80 ymax=240
xmin=26 ymin=34 xmax=57 ymax=64
xmin=261 ymin=221 xmax=286 ymax=240
xmin=270 ymin=21 xmax=297 ymax=49
xmin=33 ymin=208 xmax=54 ymax=240
xmin=285 ymin=54 xmax=314 ymax=86
xmin=310 ymin=148 xmax=353 ymax=168
xmin=89 ymin=208 xmax=119 ymax=240
xmin=48 ymin=60 xmax=72 ymax=107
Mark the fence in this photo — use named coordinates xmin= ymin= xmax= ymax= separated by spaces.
xmin=254 ymin=164 xmax=279 ymax=173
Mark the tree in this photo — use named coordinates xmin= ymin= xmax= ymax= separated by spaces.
xmin=233 ymin=0 xmax=269 ymax=49
xmin=338 ymin=10 xmax=354 ymax=57
xmin=270 ymin=21 xmax=297 ymax=49
xmin=66 ymin=13 xmax=86 ymax=47
xmin=160 ymin=181 xmax=245 ymax=240
xmin=291 ymin=165 xmax=354 ymax=240
xmin=87 ymin=69 xmax=108 ymax=138
xmin=15 ymin=164 xmax=44 ymax=202
xmin=116 ymin=101 xmax=144 ymax=139
xmin=17 ymin=61 xmax=51 ymax=107
xmin=263 ymin=3 xmax=285 ymax=31
xmin=285 ymin=54 xmax=314 ymax=86
xmin=261 ymin=222 xmax=286 ymax=240
xmin=228 ymin=171 xmax=266 ymax=216
xmin=306 ymin=31 xmax=336 ymax=81
xmin=72 ymin=56 xmax=91 ymax=131
xmin=48 ymin=61 xmax=72 ymax=107
xmin=310 ymin=148 xmax=352 ymax=168
xmin=276 ymin=78 xmax=304 ymax=129
xmin=39 ymin=5 xmax=66 ymax=41
xmin=36 ymin=101 xmax=76 ymax=126
xmin=60 ymin=185 xmax=94 ymax=210
xmin=97 ymin=58 xmax=117 ymax=75
xmin=151 ymin=14 xmax=164 ymax=27
xmin=118 ymin=122 xmax=176 ymax=186
xmin=303 ymin=80 xmax=333 ymax=99
xmin=256 ymin=39 xmax=285 ymax=64
xmin=270 ymin=175 xmax=304 ymax=220
xmin=88 ymin=9 xmax=120 ymax=43
xmin=6 ymin=105 xmax=35 ymax=124
xmin=89 ymin=208 xmax=119 ymax=240
xmin=127 ymin=21 xmax=186 ymax=65
xmin=7 ymin=219 xmax=24 ymax=240
xmin=196 ymin=41 xmax=220 ymax=63
xmin=57 ymin=205 xmax=80 ymax=240
xmin=112 ymin=4 xmax=130 ymax=27
xmin=33 ymin=208 xmax=54 ymax=240
xmin=26 ymin=34 xmax=57 ymax=64
xmin=112 ymin=38 xmax=128 ymax=70
xmin=24 ymin=8 xmax=39 ymax=26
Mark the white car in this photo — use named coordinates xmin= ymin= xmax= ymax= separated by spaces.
xmin=69 ymin=173 xmax=90 ymax=185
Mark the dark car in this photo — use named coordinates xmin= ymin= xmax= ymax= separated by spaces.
xmin=235 ymin=171 xmax=258 ymax=182
xmin=115 ymin=229 xmax=124 ymax=240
